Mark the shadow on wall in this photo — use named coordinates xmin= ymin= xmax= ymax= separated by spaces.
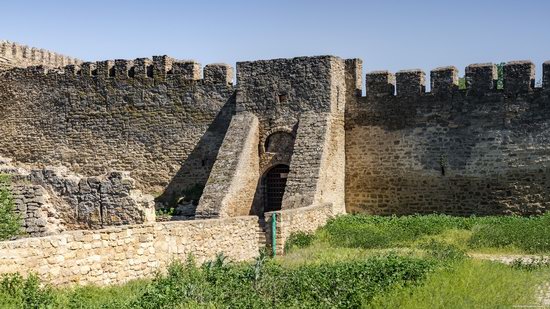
xmin=156 ymin=95 xmax=236 ymax=210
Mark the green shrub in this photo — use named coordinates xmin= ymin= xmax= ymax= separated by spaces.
xmin=284 ymin=231 xmax=315 ymax=252
xmin=469 ymin=213 xmax=550 ymax=253
xmin=131 ymin=254 xmax=434 ymax=308
xmin=155 ymin=207 xmax=175 ymax=217
xmin=0 ymin=175 xmax=21 ymax=240
xmin=419 ymin=240 xmax=466 ymax=262
xmin=321 ymin=213 xmax=550 ymax=253
xmin=322 ymin=214 xmax=471 ymax=249
xmin=0 ymin=273 xmax=55 ymax=308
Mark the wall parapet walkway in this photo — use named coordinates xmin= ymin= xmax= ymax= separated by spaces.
xmin=0 ymin=216 xmax=261 ymax=286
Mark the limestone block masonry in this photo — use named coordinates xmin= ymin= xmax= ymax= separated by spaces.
xmin=196 ymin=112 xmax=260 ymax=218
xmin=0 ymin=42 xmax=549 ymax=217
xmin=265 ymin=203 xmax=336 ymax=254
xmin=197 ymin=56 xmax=349 ymax=217
xmin=0 ymin=41 xmax=82 ymax=71
xmin=0 ymin=217 xmax=260 ymax=285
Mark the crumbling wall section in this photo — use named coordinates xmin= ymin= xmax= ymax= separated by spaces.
xmin=10 ymin=184 xmax=65 ymax=237
xmin=1 ymin=157 xmax=155 ymax=236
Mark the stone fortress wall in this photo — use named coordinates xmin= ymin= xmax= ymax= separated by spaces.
xmin=2 ymin=41 xmax=548 ymax=217
xmin=1 ymin=40 xmax=550 ymax=285
xmin=0 ymin=53 xmax=235 ymax=201
xmin=0 ymin=41 xmax=82 ymax=70
xmin=346 ymin=61 xmax=550 ymax=215
xmin=197 ymin=56 xmax=348 ymax=218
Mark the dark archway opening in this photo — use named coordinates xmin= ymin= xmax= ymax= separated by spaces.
xmin=264 ymin=164 xmax=289 ymax=213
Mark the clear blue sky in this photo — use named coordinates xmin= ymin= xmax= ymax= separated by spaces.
xmin=3 ymin=0 xmax=549 ymax=81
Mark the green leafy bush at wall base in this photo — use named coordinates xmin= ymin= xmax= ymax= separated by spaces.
xmin=419 ymin=240 xmax=466 ymax=262
xmin=284 ymin=231 xmax=315 ymax=252
xmin=133 ymin=254 xmax=434 ymax=309
xmin=468 ymin=213 xmax=550 ymax=253
xmin=0 ymin=273 xmax=55 ymax=308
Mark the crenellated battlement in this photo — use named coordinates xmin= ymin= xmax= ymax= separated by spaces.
xmin=365 ymin=71 xmax=395 ymax=97
xmin=503 ymin=61 xmax=535 ymax=94
xmin=17 ymin=56 xmax=234 ymax=85
xmin=396 ymin=69 xmax=425 ymax=96
xmin=0 ymin=40 xmax=82 ymax=69
xmin=430 ymin=66 xmax=458 ymax=94
xmin=364 ymin=60 xmax=550 ymax=97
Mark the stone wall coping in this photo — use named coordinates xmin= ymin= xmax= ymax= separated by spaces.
xmin=265 ymin=202 xmax=333 ymax=217
xmin=0 ymin=215 xmax=260 ymax=247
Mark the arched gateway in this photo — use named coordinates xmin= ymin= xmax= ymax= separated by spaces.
xmin=263 ymin=164 xmax=289 ymax=213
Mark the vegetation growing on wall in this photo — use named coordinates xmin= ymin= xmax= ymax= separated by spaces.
xmin=0 ymin=174 xmax=20 ymax=240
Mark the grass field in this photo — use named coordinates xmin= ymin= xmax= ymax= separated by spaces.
xmin=1 ymin=213 xmax=550 ymax=308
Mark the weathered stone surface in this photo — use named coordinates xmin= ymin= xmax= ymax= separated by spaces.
xmin=0 ymin=216 xmax=261 ymax=286
xmin=233 ymin=56 xmax=347 ymax=215
xmin=2 ymin=40 xmax=550 ymax=221
xmin=430 ymin=66 xmax=458 ymax=94
xmin=0 ymin=40 xmax=82 ymax=71
xmin=396 ymin=69 xmax=425 ymax=96
xmin=465 ymin=63 xmax=497 ymax=93
xmin=346 ymin=60 xmax=550 ymax=215
xmin=196 ymin=112 xmax=260 ymax=218
xmin=366 ymin=71 xmax=395 ymax=97
xmin=0 ymin=52 xmax=235 ymax=199
xmin=503 ymin=61 xmax=535 ymax=94
xmin=1 ymin=158 xmax=154 ymax=235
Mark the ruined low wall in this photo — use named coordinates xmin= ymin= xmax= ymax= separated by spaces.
xmin=2 ymin=157 xmax=155 ymax=235
xmin=265 ymin=203 xmax=335 ymax=254
xmin=0 ymin=216 xmax=261 ymax=286
xmin=11 ymin=184 xmax=65 ymax=237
